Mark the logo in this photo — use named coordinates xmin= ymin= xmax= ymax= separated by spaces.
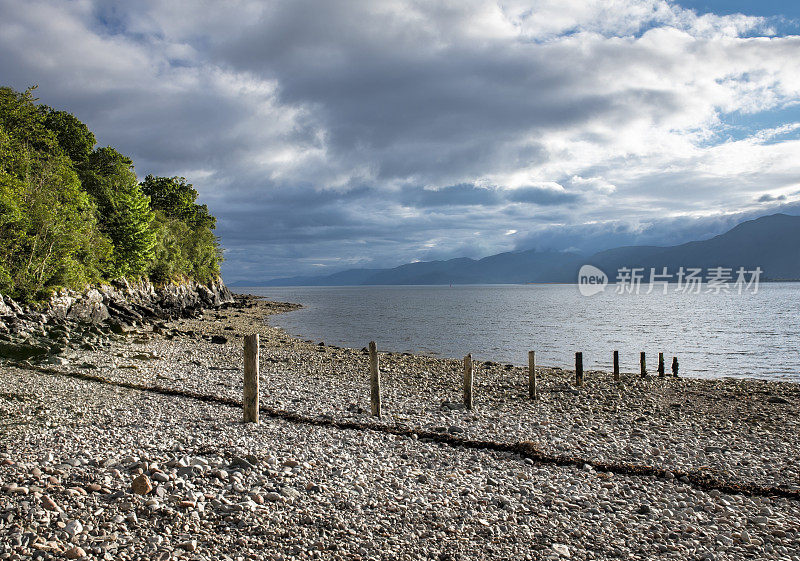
xmin=578 ymin=264 xmax=608 ymax=296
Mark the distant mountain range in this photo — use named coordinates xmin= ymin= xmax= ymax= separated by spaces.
xmin=231 ymin=213 xmax=800 ymax=286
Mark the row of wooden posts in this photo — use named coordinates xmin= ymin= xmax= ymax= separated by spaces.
xmin=241 ymin=333 xmax=679 ymax=422
xmin=573 ymin=350 xmax=679 ymax=389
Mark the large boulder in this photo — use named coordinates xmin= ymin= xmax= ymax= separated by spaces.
xmin=48 ymin=292 xmax=76 ymax=320
xmin=67 ymin=289 xmax=110 ymax=323
xmin=197 ymin=283 xmax=217 ymax=306
xmin=210 ymin=279 xmax=234 ymax=305
xmin=0 ymin=294 xmax=22 ymax=317
xmin=196 ymin=280 xmax=233 ymax=307
xmin=157 ymin=282 xmax=200 ymax=311
xmin=0 ymin=341 xmax=49 ymax=361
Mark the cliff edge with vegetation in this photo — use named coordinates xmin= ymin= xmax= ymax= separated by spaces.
xmin=0 ymin=86 xmax=233 ymax=362
xmin=0 ymin=86 xmax=222 ymax=302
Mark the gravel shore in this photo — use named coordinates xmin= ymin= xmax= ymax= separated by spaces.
xmin=2 ymin=295 xmax=800 ymax=560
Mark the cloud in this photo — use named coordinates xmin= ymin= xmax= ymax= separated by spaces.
xmin=506 ymin=184 xmax=582 ymax=205
xmin=513 ymin=201 xmax=800 ymax=255
xmin=2 ymin=0 xmax=800 ymax=281
xmin=757 ymin=193 xmax=788 ymax=203
xmin=399 ymin=184 xmax=501 ymax=208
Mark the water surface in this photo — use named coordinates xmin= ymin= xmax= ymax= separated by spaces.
xmin=236 ymin=284 xmax=800 ymax=382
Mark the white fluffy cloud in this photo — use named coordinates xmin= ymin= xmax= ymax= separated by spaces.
xmin=1 ymin=0 xmax=799 ymax=280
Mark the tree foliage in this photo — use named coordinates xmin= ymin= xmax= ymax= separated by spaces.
xmin=41 ymin=108 xmax=96 ymax=165
xmin=81 ymin=147 xmax=157 ymax=278
xmin=141 ymin=175 xmax=221 ymax=283
xmin=0 ymin=86 xmax=223 ymax=301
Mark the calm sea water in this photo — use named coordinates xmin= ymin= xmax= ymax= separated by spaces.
xmin=236 ymin=284 xmax=800 ymax=382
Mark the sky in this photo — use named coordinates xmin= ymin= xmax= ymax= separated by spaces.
xmin=2 ymin=0 xmax=800 ymax=282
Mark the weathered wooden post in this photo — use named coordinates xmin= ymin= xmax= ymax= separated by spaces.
xmin=528 ymin=351 xmax=537 ymax=399
xmin=613 ymin=350 xmax=620 ymax=382
xmin=672 ymin=356 xmax=679 ymax=377
xmin=640 ymin=352 xmax=647 ymax=378
xmin=575 ymin=352 xmax=584 ymax=387
xmin=658 ymin=352 xmax=665 ymax=377
xmin=243 ymin=334 xmax=259 ymax=423
xmin=463 ymin=354 xmax=474 ymax=410
xmin=368 ymin=341 xmax=381 ymax=417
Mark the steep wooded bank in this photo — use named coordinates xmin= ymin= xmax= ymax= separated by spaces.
xmin=0 ymin=86 xmax=222 ymax=302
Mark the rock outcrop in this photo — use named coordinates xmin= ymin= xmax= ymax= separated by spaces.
xmin=0 ymin=279 xmax=234 ymax=362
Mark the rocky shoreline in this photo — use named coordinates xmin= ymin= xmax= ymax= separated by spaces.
xmin=2 ymin=294 xmax=800 ymax=560
xmin=0 ymin=280 xmax=233 ymax=363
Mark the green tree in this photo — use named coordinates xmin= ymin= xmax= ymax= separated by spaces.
xmin=0 ymin=125 xmax=22 ymax=293
xmin=11 ymin=156 xmax=111 ymax=296
xmin=0 ymin=86 xmax=56 ymax=154
xmin=41 ymin=108 xmax=96 ymax=166
xmin=82 ymin=147 xmax=156 ymax=278
xmin=140 ymin=175 xmax=216 ymax=228
xmin=141 ymin=175 xmax=221 ymax=283
xmin=107 ymin=182 xmax=156 ymax=277
xmin=0 ymin=90 xmax=111 ymax=298
xmin=148 ymin=212 xmax=190 ymax=284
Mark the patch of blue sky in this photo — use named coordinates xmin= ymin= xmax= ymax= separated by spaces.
xmin=673 ymin=0 xmax=800 ymax=36
xmin=697 ymin=103 xmax=800 ymax=147
xmin=90 ymin=5 xmax=164 ymax=46
xmin=90 ymin=3 xmax=128 ymax=37
xmin=530 ymin=3 xmax=797 ymax=44
xmin=166 ymin=58 xmax=195 ymax=69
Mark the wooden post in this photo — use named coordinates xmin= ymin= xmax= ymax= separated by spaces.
xmin=658 ymin=352 xmax=665 ymax=377
xmin=463 ymin=354 xmax=473 ymax=410
xmin=528 ymin=351 xmax=537 ymax=399
xmin=640 ymin=351 xmax=646 ymax=378
xmin=369 ymin=341 xmax=381 ymax=417
xmin=243 ymin=334 xmax=259 ymax=423
xmin=672 ymin=356 xmax=679 ymax=377
xmin=575 ymin=352 xmax=583 ymax=387
xmin=613 ymin=350 xmax=620 ymax=382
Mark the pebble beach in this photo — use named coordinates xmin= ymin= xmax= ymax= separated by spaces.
xmin=2 ymin=295 xmax=800 ymax=560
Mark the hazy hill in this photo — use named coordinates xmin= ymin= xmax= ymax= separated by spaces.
xmin=588 ymin=213 xmax=800 ymax=281
xmin=245 ymin=213 xmax=800 ymax=286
